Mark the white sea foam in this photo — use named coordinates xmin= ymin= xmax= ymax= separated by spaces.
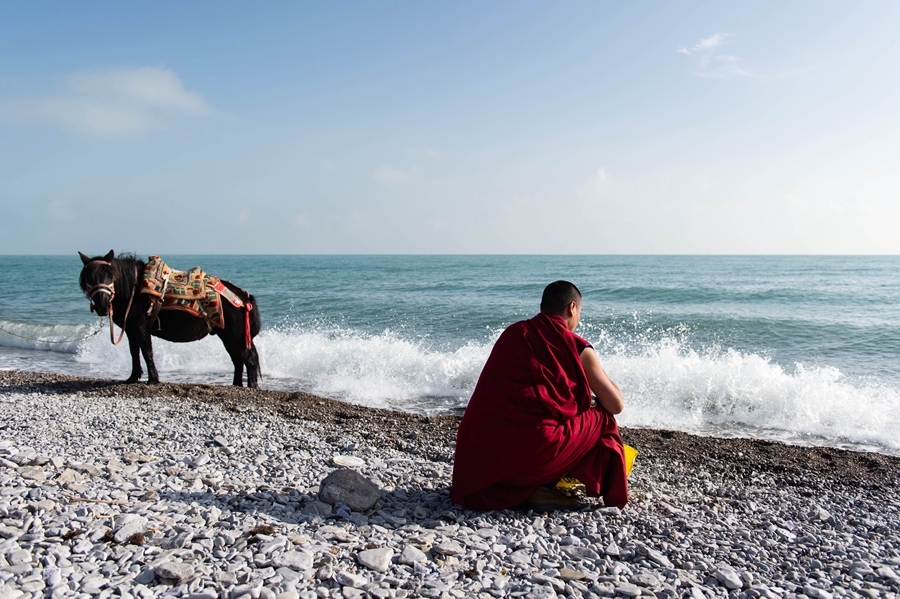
xmin=610 ymin=338 xmax=900 ymax=454
xmin=6 ymin=321 xmax=899 ymax=455
xmin=0 ymin=320 xmax=101 ymax=353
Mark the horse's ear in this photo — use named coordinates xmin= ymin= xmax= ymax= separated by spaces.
xmin=79 ymin=252 xmax=90 ymax=265
xmin=104 ymin=250 xmax=115 ymax=261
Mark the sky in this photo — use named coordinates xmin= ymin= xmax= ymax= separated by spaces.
xmin=1 ymin=2 xmax=898 ymax=254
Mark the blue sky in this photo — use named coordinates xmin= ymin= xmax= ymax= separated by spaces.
xmin=1 ymin=2 xmax=898 ymax=254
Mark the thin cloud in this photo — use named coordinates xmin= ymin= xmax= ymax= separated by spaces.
xmin=678 ymin=33 xmax=730 ymax=56
xmin=0 ymin=67 xmax=211 ymax=138
xmin=678 ymin=33 xmax=750 ymax=79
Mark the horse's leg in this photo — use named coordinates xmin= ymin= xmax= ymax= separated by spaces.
xmin=141 ymin=335 xmax=160 ymax=384
xmin=225 ymin=343 xmax=244 ymax=387
xmin=244 ymin=343 xmax=260 ymax=389
xmin=126 ymin=332 xmax=143 ymax=384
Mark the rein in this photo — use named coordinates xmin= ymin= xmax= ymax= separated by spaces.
xmin=84 ymin=260 xmax=137 ymax=346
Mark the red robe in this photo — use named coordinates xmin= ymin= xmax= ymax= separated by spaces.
xmin=451 ymin=312 xmax=628 ymax=510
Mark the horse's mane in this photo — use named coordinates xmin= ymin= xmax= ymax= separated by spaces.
xmin=112 ymin=253 xmax=143 ymax=291
xmin=78 ymin=252 xmax=144 ymax=293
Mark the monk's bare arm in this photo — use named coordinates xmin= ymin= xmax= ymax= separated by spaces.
xmin=580 ymin=347 xmax=624 ymax=415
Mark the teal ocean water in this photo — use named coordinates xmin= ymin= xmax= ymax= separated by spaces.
xmin=1 ymin=255 xmax=899 ymax=455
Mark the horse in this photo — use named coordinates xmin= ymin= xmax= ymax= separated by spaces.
xmin=78 ymin=250 xmax=262 ymax=388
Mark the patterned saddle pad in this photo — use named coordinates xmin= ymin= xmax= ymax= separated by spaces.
xmin=141 ymin=255 xmax=245 ymax=329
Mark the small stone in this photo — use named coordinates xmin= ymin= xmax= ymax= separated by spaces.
xmin=162 ymin=531 xmax=193 ymax=549
xmin=156 ymin=561 xmax=195 ymax=583
xmin=18 ymin=466 xmax=48 ymax=481
xmin=272 ymin=551 xmax=314 ymax=571
xmin=135 ymin=569 xmax=156 ymax=584
xmin=633 ymin=570 xmax=661 ymax=588
xmin=81 ymin=578 xmax=105 ymax=594
xmin=318 ymin=469 xmax=381 ymax=511
xmin=560 ymin=545 xmax=598 ymax=560
xmin=399 ymin=545 xmax=428 ymax=565
xmin=189 ymin=590 xmax=219 ymax=599
xmin=715 ymin=567 xmax=743 ymax=590
xmin=114 ymin=517 xmax=147 ymax=544
xmin=122 ymin=452 xmax=155 ymax=464
xmin=615 ymin=583 xmax=643 ymax=597
xmin=259 ymin=588 xmax=276 ymax=599
xmin=231 ymin=583 xmax=262 ymax=599
xmin=432 ymin=539 xmax=465 ymax=556
xmin=192 ymin=454 xmax=211 ymax=467
xmin=508 ymin=549 xmax=532 ymax=565
xmin=636 ymin=545 xmax=674 ymax=568
xmin=57 ymin=468 xmax=82 ymax=483
xmin=335 ymin=571 xmax=367 ymax=588
xmin=559 ymin=567 xmax=586 ymax=581
xmin=357 ymin=547 xmax=393 ymax=573
xmin=526 ymin=586 xmax=557 ymax=599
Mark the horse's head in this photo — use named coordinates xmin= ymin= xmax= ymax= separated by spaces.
xmin=78 ymin=250 xmax=119 ymax=316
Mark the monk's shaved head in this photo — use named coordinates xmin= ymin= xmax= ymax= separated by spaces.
xmin=540 ymin=280 xmax=582 ymax=315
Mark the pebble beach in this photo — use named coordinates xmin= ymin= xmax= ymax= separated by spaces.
xmin=1 ymin=370 xmax=899 ymax=599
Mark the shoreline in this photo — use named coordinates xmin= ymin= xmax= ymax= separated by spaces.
xmin=1 ymin=370 xmax=899 ymax=599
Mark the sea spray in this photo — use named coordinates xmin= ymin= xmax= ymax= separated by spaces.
xmin=609 ymin=337 xmax=900 ymax=454
xmin=64 ymin=320 xmax=900 ymax=454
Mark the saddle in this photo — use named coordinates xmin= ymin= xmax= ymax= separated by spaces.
xmin=141 ymin=256 xmax=246 ymax=330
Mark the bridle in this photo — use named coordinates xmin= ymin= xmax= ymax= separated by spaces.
xmin=83 ymin=259 xmax=137 ymax=345
xmin=84 ymin=260 xmax=116 ymax=310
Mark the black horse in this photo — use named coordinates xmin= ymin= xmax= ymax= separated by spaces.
xmin=78 ymin=250 xmax=262 ymax=387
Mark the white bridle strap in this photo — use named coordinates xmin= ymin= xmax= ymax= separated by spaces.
xmin=84 ymin=260 xmax=115 ymax=302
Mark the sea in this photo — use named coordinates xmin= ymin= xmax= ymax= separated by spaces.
xmin=1 ymin=255 xmax=898 ymax=456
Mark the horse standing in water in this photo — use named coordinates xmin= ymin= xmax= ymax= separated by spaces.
xmin=78 ymin=250 xmax=262 ymax=387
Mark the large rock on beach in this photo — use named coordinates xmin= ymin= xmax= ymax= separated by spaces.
xmin=318 ymin=468 xmax=381 ymax=511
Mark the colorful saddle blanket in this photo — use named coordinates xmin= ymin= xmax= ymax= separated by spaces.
xmin=141 ymin=255 xmax=245 ymax=329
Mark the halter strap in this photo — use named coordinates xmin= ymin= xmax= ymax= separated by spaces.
xmin=84 ymin=260 xmax=116 ymax=302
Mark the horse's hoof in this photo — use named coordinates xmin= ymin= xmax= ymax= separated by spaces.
xmin=147 ymin=379 xmax=159 ymax=385
xmin=125 ymin=377 xmax=140 ymax=384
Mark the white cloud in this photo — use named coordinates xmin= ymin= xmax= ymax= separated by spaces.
xmin=678 ymin=33 xmax=750 ymax=79
xmin=1 ymin=67 xmax=211 ymax=138
xmin=372 ymin=165 xmax=408 ymax=185
xmin=678 ymin=33 xmax=730 ymax=56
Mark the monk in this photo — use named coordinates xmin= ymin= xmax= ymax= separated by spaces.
xmin=451 ymin=281 xmax=628 ymax=511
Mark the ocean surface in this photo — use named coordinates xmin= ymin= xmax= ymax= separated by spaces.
xmin=1 ymin=255 xmax=899 ymax=456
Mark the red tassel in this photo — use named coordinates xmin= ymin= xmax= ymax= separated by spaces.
xmin=244 ymin=304 xmax=253 ymax=350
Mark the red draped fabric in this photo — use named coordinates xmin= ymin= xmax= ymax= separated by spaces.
xmin=451 ymin=312 xmax=628 ymax=510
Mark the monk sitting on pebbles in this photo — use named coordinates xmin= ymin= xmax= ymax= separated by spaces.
xmin=451 ymin=281 xmax=628 ymax=511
